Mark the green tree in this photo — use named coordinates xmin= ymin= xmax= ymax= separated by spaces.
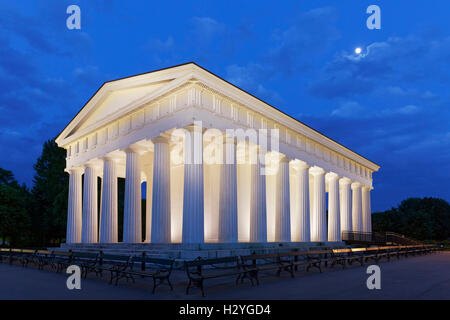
xmin=0 ymin=168 xmax=20 ymax=188
xmin=0 ymin=172 xmax=30 ymax=246
xmin=30 ymin=139 xmax=68 ymax=246
xmin=373 ymin=197 xmax=450 ymax=241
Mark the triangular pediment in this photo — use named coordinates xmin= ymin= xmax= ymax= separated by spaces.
xmin=56 ymin=63 xmax=197 ymax=145
xmin=69 ymin=80 xmax=170 ymax=135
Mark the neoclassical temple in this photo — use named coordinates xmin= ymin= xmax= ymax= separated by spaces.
xmin=56 ymin=63 xmax=379 ymax=244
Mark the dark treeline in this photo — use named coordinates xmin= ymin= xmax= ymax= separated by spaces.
xmin=1 ymin=139 xmax=449 ymax=246
xmin=0 ymin=139 xmax=68 ymax=247
xmin=372 ymin=197 xmax=450 ymax=241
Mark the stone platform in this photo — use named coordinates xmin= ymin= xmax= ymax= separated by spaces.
xmin=52 ymin=242 xmax=346 ymax=264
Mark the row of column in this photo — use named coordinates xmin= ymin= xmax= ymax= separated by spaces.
xmin=66 ymin=131 xmax=372 ymax=244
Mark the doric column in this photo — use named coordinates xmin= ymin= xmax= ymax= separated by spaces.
xmin=275 ymin=155 xmax=291 ymax=242
xmin=351 ymin=182 xmax=363 ymax=232
xmin=99 ymin=157 xmax=118 ymax=243
xmin=144 ymin=162 xmax=153 ymax=243
xmin=310 ymin=166 xmax=326 ymax=242
xmin=66 ymin=167 xmax=83 ymax=243
xmin=82 ymin=164 xmax=99 ymax=243
xmin=151 ymin=136 xmax=171 ymax=243
xmin=123 ymin=147 xmax=143 ymax=243
xmin=362 ymin=186 xmax=372 ymax=233
xmin=292 ymin=160 xmax=310 ymax=242
xmin=339 ymin=177 xmax=352 ymax=233
xmin=249 ymin=145 xmax=267 ymax=242
xmin=326 ymin=172 xmax=340 ymax=241
xmin=218 ymin=136 xmax=238 ymax=243
xmin=182 ymin=125 xmax=204 ymax=243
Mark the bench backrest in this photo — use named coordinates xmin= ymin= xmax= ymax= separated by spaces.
xmin=133 ymin=254 xmax=174 ymax=272
xmin=36 ymin=250 xmax=53 ymax=256
xmin=72 ymin=251 xmax=98 ymax=260
xmin=350 ymin=248 xmax=367 ymax=255
xmin=100 ymin=253 xmax=131 ymax=265
xmin=185 ymin=256 xmax=238 ymax=267
xmin=240 ymin=253 xmax=279 ymax=264
xmin=185 ymin=256 xmax=239 ymax=276
xmin=53 ymin=251 xmax=72 ymax=258
xmin=332 ymin=248 xmax=352 ymax=255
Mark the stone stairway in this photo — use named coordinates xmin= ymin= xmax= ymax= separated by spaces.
xmin=50 ymin=241 xmax=345 ymax=261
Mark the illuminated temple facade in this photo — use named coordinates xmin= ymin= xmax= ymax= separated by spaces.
xmin=56 ymin=63 xmax=380 ymax=244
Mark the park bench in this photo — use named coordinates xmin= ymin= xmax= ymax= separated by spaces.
xmin=49 ymin=251 xmax=74 ymax=272
xmin=28 ymin=250 xmax=54 ymax=270
xmin=375 ymin=246 xmax=392 ymax=261
xmin=69 ymin=252 xmax=100 ymax=277
xmin=185 ymin=256 xmax=249 ymax=297
xmin=239 ymin=252 xmax=292 ymax=285
xmin=15 ymin=249 xmax=38 ymax=267
xmin=117 ymin=253 xmax=174 ymax=293
xmin=363 ymin=247 xmax=382 ymax=263
xmin=287 ymin=250 xmax=328 ymax=273
xmin=96 ymin=253 xmax=133 ymax=283
xmin=306 ymin=250 xmax=334 ymax=271
xmin=344 ymin=248 xmax=366 ymax=266
xmin=0 ymin=248 xmax=11 ymax=263
xmin=383 ymin=246 xmax=400 ymax=261
xmin=330 ymin=249 xmax=352 ymax=268
xmin=0 ymin=248 xmax=22 ymax=265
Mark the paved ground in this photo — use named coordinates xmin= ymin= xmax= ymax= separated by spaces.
xmin=0 ymin=251 xmax=449 ymax=300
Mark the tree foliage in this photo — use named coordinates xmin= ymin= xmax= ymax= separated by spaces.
xmin=29 ymin=139 xmax=68 ymax=246
xmin=0 ymin=169 xmax=30 ymax=246
xmin=372 ymin=197 xmax=450 ymax=241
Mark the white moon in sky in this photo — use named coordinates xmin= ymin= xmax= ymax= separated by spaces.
xmin=355 ymin=47 xmax=362 ymax=54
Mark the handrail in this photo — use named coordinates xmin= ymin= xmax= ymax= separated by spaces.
xmin=342 ymin=231 xmax=422 ymax=245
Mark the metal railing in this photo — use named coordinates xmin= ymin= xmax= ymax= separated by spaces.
xmin=341 ymin=231 xmax=421 ymax=245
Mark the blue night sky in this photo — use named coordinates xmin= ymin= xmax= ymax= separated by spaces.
xmin=1 ymin=0 xmax=449 ymax=212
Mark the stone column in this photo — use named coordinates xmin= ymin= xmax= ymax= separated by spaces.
xmin=151 ymin=136 xmax=171 ymax=243
xmin=144 ymin=162 xmax=153 ymax=243
xmin=66 ymin=168 xmax=83 ymax=243
xmin=182 ymin=125 xmax=204 ymax=243
xmin=99 ymin=157 xmax=118 ymax=243
xmin=294 ymin=161 xmax=310 ymax=242
xmin=310 ymin=166 xmax=326 ymax=242
xmin=339 ymin=177 xmax=352 ymax=234
xmin=249 ymin=146 xmax=267 ymax=242
xmin=123 ymin=147 xmax=143 ymax=243
xmin=82 ymin=164 xmax=99 ymax=243
xmin=351 ymin=182 xmax=363 ymax=232
xmin=275 ymin=156 xmax=291 ymax=242
xmin=362 ymin=186 xmax=372 ymax=233
xmin=326 ymin=172 xmax=340 ymax=241
xmin=218 ymin=136 xmax=238 ymax=243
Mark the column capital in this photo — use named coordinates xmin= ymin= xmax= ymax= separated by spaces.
xmin=361 ymin=185 xmax=372 ymax=191
xmin=325 ymin=172 xmax=340 ymax=182
xmin=185 ymin=123 xmax=206 ymax=133
xmin=125 ymin=143 xmax=149 ymax=155
xmin=339 ymin=177 xmax=352 ymax=186
xmin=102 ymin=154 xmax=122 ymax=162
xmin=291 ymin=159 xmax=309 ymax=170
xmin=84 ymin=159 xmax=103 ymax=170
xmin=152 ymin=135 xmax=170 ymax=144
xmin=66 ymin=166 xmax=84 ymax=175
xmin=279 ymin=155 xmax=290 ymax=163
xmin=351 ymin=181 xmax=362 ymax=189
xmin=309 ymin=166 xmax=325 ymax=176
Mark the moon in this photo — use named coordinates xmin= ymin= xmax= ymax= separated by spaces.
xmin=355 ymin=47 xmax=362 ymax=54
